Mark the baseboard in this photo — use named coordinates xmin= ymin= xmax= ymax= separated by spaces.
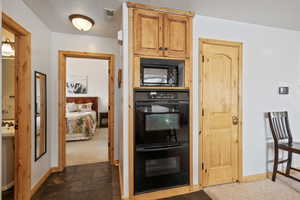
xmin=30 ymin=166 xmax=63 ymax=197
xmin=31 ymin=168 xmax=52 ymax=197
xmin=133 ymin=185 xmax=201 ymax=200
xmin=242 ymin=173 xmax=268 ymax=182
xmin=51 ymin=166 xmax=63 ymax=173
xmin=242 ymin=166 xmax=300 ymax=183
xmin=2 ymin=181 xmax=14 ymax=191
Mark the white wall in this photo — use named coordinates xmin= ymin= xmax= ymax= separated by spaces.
xmin=66 ymin=58 xmax=109 ymax=112
xmin=194 ymin=15 xmax=300 ymax=177
xmin=121 ymin=2 xmax=129 ymax=198
xmin=2 ymin=0 xmax=52 ymax=188
xmin=50 ymin=32 xmax=121 ymax=167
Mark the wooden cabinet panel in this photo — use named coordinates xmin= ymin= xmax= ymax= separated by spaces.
xmin=164 ymin=14 xmax=190 ymax=58
xmin=134 ymin=9 xmax=163 ymax=56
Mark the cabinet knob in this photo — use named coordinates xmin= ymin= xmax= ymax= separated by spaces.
xmin=159 ymin=47 xmax=163 ymax=50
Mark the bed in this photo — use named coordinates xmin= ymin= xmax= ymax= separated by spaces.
xmin=65 ymin=97 xmax=98 ymax=141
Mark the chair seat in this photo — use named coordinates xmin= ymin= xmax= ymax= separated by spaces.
xmin=278 ymin=142 xmax=300 ymax=154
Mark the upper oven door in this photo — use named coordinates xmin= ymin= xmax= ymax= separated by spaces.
xmin=135 ymin=100 xmax=189 ymax=147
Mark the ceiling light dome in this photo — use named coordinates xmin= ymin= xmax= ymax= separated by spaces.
xmin=69 ymin=14 xmax=95 ymax=31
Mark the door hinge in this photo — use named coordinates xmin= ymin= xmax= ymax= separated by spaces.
xmin=202 ymin=163 xmax=208 ymax=173
xmin=14 ymin=121 xmax=19 ymax=130
xmin=202 ymin=108 xmax=204 ymax=116
xmin=108 ymin=105 xmax=110 ymax=110
xmin=202 ymin=55 xmax=205 ymax=63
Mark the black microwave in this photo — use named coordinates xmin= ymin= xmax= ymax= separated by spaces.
xmin=140 ymin=58 xmax=184 ymax=87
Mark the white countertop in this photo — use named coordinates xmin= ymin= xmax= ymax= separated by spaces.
xmin=1 ymin=127 xmax=15 ymax=137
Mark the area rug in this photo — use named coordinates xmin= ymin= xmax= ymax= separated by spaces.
xmin=160 ymin=190 xmax=212 ymax=200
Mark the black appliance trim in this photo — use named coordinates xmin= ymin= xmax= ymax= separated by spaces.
xmin=134 ymin=88 xmax=189 ymax=92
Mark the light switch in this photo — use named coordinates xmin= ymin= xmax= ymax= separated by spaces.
xmin=278 ymin=87 xmax=289 ymax=95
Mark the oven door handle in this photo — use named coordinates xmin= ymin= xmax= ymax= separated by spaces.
xmin=135 ymin=102 xmax=189 ymax=106
xmin=136 ymin=145 xmax=184 ymax=152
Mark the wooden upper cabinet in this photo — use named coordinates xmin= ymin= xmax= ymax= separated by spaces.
xmin=164 ymin=14 xmax=190 ymax=58
xmin=133 ymin=8 xmax=191 ymax=58
xmin=134 ymin=9 xmax=163 ymax=56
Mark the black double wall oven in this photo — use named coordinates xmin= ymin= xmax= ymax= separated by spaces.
xmin=134 ymin=89 xmax=189 ymax=194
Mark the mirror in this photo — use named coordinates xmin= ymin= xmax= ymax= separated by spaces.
xmin=34 ymin=71 xmax=47 ymax=161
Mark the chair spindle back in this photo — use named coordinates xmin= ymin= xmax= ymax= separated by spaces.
xmin=268 ymin=111 xmax=293 ymax=144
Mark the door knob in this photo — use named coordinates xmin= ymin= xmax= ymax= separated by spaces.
xmin=232 ymin=116 xmax=239 ymax=125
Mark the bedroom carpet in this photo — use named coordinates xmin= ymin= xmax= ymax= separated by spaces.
xmin=66 ymin=128 xmax=108 ymax=166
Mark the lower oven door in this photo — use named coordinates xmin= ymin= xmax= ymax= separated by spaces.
xmin=134 ymin=145 xmax=189 ymax=194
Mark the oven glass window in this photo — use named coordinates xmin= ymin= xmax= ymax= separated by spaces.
xmin=143 ymin=67 xmax=168 ymax=84
xmin=145 ymin=113 xmax=179 ymax=131
xmin=145 ymin=157 xmax=180 ymax=177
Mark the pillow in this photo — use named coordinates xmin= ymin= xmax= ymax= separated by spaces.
xmin=66 ymin=103 xmax=78 ymax=112
xmin=78 ymin=103 xmax=93 ymax=112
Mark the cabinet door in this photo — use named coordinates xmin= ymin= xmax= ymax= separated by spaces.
xmin=164 ymin=14 xmax=190 ymax=58
xmin=134 ymin=9 xmax=163 ymax=56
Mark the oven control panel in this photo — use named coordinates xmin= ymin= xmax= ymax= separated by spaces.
xmin=149 ymin=92 xmax=176 ymax=99
xmin=135 ymin=89 xmax=189 ymax=101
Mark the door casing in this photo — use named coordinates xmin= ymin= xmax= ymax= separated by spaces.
xmin=2 ymin=13 xmax=32 ymax=200
xmin=58 ymin=51 xmax=115 ymax=170
xmin=199 ymin=38 xmax=243 ymax=186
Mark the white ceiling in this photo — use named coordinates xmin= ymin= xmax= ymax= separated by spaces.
xmin=22 ymin=0 xmax=123 ymax=38
xmin=23 ymin=0 xmax=300 ymax=38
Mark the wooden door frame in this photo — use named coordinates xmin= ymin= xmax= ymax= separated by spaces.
xmin=199 ymin=38 xmax=243 ymax=186
xmin=58 ymin=51 xmax=115 ymax=170
xmin=2 ymin=13 xmax=32 ymax=200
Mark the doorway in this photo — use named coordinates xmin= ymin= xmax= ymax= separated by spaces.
xmin=200 ymin=38 xmax=243 ymax=186
xmin=58 ymin=51 xmax=115 ymax=170
xmin=1 ymin=13 xmax=32 ymax=200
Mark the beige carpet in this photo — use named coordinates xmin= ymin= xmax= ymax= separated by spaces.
xmin=205 ymin=173 xmax=300 ymax=200
xmin=66 ymin=128 xmax=108 ymax=166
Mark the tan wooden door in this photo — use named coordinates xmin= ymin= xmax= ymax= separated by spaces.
xmin=134 ymin=9 xmax=163 ymax=56
xmin=201 ymin=40 xmax=241 ymax=186
xmin=164 ymin=14 xmax=190 ymax=58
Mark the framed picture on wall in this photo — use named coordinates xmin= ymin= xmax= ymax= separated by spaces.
xmin=67 ymin=75 xmax=88 ymax=94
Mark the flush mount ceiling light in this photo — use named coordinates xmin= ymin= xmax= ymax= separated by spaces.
xmin=69 ymin=14 xmax=95 ymax=31
xmin=2 ymin=39 xmax=15 ymax=57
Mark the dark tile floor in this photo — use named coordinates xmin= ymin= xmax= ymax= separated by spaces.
xmin=32 ymin=162 xmax=120 ymax=200
xmin=2 ymin=187 xmax=14 ymax=200
xmin=31 ymin=162 xmax=212 ymax=200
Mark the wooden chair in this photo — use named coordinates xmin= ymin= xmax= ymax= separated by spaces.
xmin=268 ymin=111 xmax=300 ymax=182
